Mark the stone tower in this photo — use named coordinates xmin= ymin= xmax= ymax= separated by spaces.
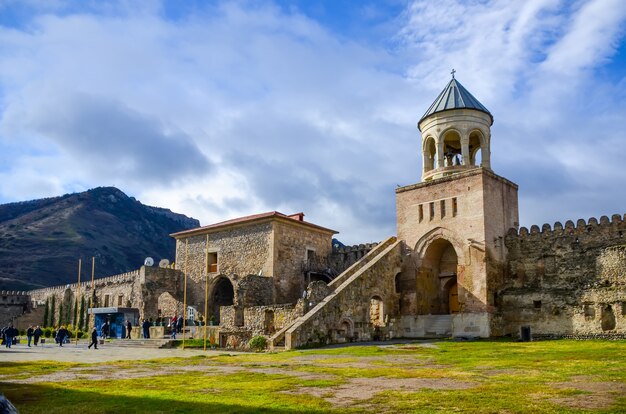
xmin=395 ymin=74 xmax=519 ymax=337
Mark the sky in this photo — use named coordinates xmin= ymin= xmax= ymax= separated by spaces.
xmin=0 ymin=0 xmax=625 ymax=245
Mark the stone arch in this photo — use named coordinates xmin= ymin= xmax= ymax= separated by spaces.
xmin=414 ymin=227 xmax=466 ymax=266
xmin=338 ymin=318 xmax=354 ymax=341
xmin=209 ymin=276 xmax=234 ymax=324
xmin=264 ymin=309 xmax=275 ymax=335
xmin=423 ymin=136 xmax=437 ymax=171
xmin=413 ymin=228 xmax=464 ymax=315
xmin=468 ymin=129 xmax=485 ymax=166
xmin=440 ymin=128 xmax=463 ymax=167
xmin=394 ymin=272 xmax=402 ymax=294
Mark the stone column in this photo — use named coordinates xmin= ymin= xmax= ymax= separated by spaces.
xmin=461 ymin=135 xmax=470 ymax=166
xmin=481 ymin=132 xmax=491 ymax=168
xmin=436 ymin=138 xmax=444 ymax=169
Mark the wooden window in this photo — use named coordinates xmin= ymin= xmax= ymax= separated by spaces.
xmin=208 ymin=252 xmax=218 ymax=273
xmin=117 ymin=295 xmax=123 ymax=306
xmin=452 ymin=197 xmax=458 ymax=217
xmin=418 ymin=204 xmax=423 ymax=222
xmin=104 ymin=294 xmax=110 ymax=307
xmin=440 ymin=200 xmax=446 ymax=218
xmin=429 ymin=202 xmax=434 ymax=220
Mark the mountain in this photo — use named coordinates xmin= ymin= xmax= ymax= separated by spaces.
xmin=0 ymin=187 xmax=199 ymax=291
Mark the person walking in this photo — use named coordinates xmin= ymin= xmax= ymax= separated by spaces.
xmin=56 ymin=325 xmax=68 ymax=347
xmin=4 ymin=325 xmax=17 ymax=348
xmin=87 ymin=327 xmax=98 ymax=349
xmin=126 ymin=320 xmax=132 ymax=339
xmin=26 ymin=326 xmax=34 ymax=347
xmin=33 ymin=326 xmax=43 ymax=346
xmin=101 ymin=321 xmax=110 ymax=339
xmin=142 ymin=319 xmax=150 ymax=339
xmin=177 ymin=315 xmax=183 ymax=334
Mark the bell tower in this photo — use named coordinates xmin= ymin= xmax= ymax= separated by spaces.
xmin=419 ymin=71 xmax=493 ymax=181
xmin=395 ymin=73 xmax=519 ymax=338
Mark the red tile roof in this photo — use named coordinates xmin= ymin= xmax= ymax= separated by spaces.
xmin=170 ymin=211 xmax=337 ymax=238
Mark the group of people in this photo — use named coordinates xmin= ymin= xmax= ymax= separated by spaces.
xmin=1 ymin=325 xmax=19 ymax=348
xmin=25 ymin=326 xmax=44 ymax=346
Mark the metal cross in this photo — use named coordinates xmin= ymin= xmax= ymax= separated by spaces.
xmin=451 ymin=69 xmax=456 ymax=79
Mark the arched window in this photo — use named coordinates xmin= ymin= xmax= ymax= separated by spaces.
xmin=468 ymin=131 xmax=483 ymax=166
xmin=442 ymin=130 xmax=462 ymax=167
xmin=423 ymin=137 xmax=437 ymax=171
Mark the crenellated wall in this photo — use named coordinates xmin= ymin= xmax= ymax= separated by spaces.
xmin=18 ymin=266 xmax=183 ymax=328
xmin=329 ymin=242 xmax=379 ymax=275
xmin=498 ymin=213 xmax=626 ymax=337
xmin=0 ymin=291 xmax=31 ymax=327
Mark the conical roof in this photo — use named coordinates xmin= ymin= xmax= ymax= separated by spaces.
xmin=419 ymin=78 xmax=492 ymax=129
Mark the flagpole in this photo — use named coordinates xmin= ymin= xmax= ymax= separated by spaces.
xmin=204 ymin=234 xmax=209 ymax=351
xmin=182 ymin=239 xmax=188 ymax=350
xmin=90 ymin=257 xmax=95 ymax=329
xmin=75 ymin=259 xmax=81 ymax=345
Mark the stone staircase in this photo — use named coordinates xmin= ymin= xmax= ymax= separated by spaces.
xmin=271 ymin=236 xmax=402 ymax=350
xmin=100 ymin=338 xmax=174 ymax=349
xmin=269 ymin=236 xmax=400 ymax=349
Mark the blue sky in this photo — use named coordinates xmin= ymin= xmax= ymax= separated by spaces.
xmin=0 ymin=0 xmax=625 ymax=244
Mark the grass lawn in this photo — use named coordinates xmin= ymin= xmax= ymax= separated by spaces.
xmin=1 ymin=339 xmax=625 ymax=413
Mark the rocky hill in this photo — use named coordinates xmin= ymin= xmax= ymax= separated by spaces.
xmin=0 ymin=187 xmax=199 ymax=290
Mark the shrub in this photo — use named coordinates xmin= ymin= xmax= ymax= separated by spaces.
xmin=43 ymin=328 xmax=52 ymax=338
xmin=248 ymin=335 xmax=268 ymax=352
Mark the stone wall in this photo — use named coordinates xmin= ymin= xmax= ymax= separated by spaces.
xmin=329 ymin=243 xmax=378 ymax=275
xmin=23 ymin=266 xmax=183 ymax=327
xmin=0 ymin=291 xmax=31 ymax=327
xmin=174 ymin=222 xmax=273 ymax=310
xmin=499 ymin=215 xmax=626 ymax=337
xmin=285 ymin=238 xmax=402 ymax=349
xmin=273 ymin=220 xmax=333 ymax=303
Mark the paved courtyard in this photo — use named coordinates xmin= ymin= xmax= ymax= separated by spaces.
xmin=0 ymin=341 xmax=228 ymax=363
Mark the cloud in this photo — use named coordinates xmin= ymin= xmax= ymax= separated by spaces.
xmin=0 ymin=1 xmax=625 ymax=244
xmin=3 ymin=91 xmax=211 ymax=185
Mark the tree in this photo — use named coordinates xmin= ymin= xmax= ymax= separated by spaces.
xmin=58 ymin=303 xmax=64 ymax=326
xmin=50 ymin=296 xmax=56 ymax=326
xmin=79 ymin=296 xmax=86 ymax=331
xmin=73 ymin=298 xmax=78 ymax=326
xmin=43 ymin=298 xmax=49 ymax=327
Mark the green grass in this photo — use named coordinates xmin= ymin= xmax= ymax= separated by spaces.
xmin=2 ymin=339 xmax=625 ymax=413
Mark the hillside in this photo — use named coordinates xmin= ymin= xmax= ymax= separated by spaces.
xmin=0 ymin=187 xmax=199 ymax=290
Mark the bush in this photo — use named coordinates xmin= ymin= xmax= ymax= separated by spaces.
xmin=248 ymin=335 xmax=268 ymax=352
xmin=43 ymin=328 xmax=52 ymax=338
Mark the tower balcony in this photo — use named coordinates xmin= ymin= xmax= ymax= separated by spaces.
xmin=423 ymin=165 xmax=484 ymax=182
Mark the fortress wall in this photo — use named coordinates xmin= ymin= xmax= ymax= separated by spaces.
xmin=0 ymin=291 xmax=31 ymax=327
xmin=499 ymin=214 xmax=626 ymax=336
xmin=22 ymin=266 xmax=182 ymax=327
xmin=329 ymin=242 xmax=379 ymax=274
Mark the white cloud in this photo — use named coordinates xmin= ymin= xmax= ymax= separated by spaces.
xmin=0 ymin=0 xmax=625 ymax=244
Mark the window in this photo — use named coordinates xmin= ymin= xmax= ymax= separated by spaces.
xmin=104 ymin=294 xmax=110 ymax=307
xmin=117 ymin=295 xmax=123 ymax=306
xmin=429 ymin=202 xmax=435 ymax=220
xmin=533 ymin=300 xmax=542 ymax=309
xmin=306 ymin=248 xmax=316 ymax=262
xmin=440 ymin=200 xmax=446 ymax=218
xmin=418 ymin=204 xmax=423 ymax=222
xmin=452 ymin=198 xmax=458 ymax=217
xmin=207 ymin=252 xmax=218 ymax=273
